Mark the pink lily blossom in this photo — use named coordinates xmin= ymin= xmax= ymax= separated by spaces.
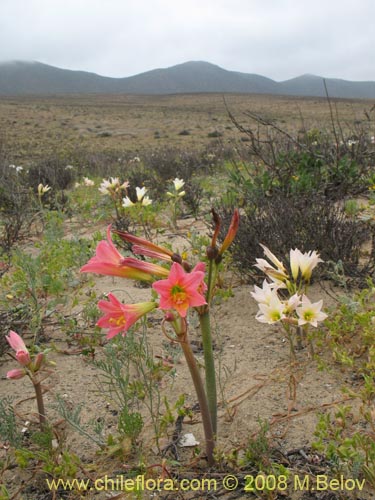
xmin=6 ymin=330 xmax=31 ymax=366
xmin=113 ymin=230 xmax=174 ymax=261
xmin=97 ymin=293 xmax=156 ymax=339
xmin=152 ymin=262 xmax=207 ymax=318
xmin=80 ymin=226 xmax=168 ymax=280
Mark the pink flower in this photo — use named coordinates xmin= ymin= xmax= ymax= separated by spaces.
xmin=97 ymin=293 xmax=156 ymax=339
xmin=152 ymin=262 xmax=207 ymax=318
xmin=113 ymin=230 xmax=174 ymax=261
xmin=7 ymin=368 xmax=26 ymax=380
xmin=6 ymin=330 xmax=31 ymax=366
xmin=192 ymin=262 xmax=208 ymax=296
xmin=6 ymin=330 xmax=27 ymax=351
xmin=80 ymin=226 xmax=168 ymax=280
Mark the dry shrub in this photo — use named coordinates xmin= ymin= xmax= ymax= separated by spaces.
xmin=222 ymin=194 xmax=375 ymax=283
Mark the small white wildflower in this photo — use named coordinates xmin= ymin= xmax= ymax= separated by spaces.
xmin=173 ymin=178 xmax=185 ymax=191
xmin=83 ymin=177 xmax=95 ymax=187
xmin=122 ymin=196 xmax=135 ymax=208
xmin=141 ymin=195 xmax=152 ymax=206
xmin=38 ymin=183 xmax=51 ymax=196
xmin=136 ymin=186 xmax=147 ymax=201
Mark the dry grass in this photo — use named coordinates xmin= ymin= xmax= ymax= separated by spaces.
xmin=1 ymin=93 xmax=373 ymax=162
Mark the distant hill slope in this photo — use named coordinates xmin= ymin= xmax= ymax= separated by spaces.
xmin=1 ymin=60 xmax=375 ymax=99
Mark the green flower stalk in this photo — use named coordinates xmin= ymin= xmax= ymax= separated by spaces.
xmin=199 ymin=209 xmax=240 ymax=435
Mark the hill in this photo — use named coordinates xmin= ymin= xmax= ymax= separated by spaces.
xmin=1 ymin=60 xmax=375 ymax=99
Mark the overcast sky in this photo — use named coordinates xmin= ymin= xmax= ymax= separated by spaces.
xmin=1 ymin=0 xmax=374 ymax=82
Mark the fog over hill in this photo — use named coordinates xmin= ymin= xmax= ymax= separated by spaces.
xmin=1 ymin=60 xmax=375 ymax=99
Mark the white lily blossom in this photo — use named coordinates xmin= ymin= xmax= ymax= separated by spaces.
xmin=297 ymin=250 xmax=323 ymax=281
xmin=296 ymin=295 xmax=327 ymax=327
xmin=136 ymin=186 xmax=147 ymax=201
xmin=251 ymin=280 xmax=279 ymax=305
xmin=289 ymin=248 xmax=302 ymax=281
xmin=283 ymin=293 xmax=301 ymax=314
xmin=256 ymin=296 xmax=285 ymax=324
xmin=141 ymin=195 xmax=152 ymax=206
xmin=99 ymin=177 xmax=121 ymax=195
xmin=173 ymin=178 xmax=185 ymax=191
xmin=37 ymin=183 xmax=51 ymax=196
xmin=122 ymin=196 xmax=135 ymax=208
xmin=259 ymin=244 xmax=287 ymax=273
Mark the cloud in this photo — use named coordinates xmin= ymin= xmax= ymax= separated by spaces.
xmin=0 ymin=0 xmax=374 ymax=81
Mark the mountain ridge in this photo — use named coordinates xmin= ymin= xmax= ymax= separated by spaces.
xmin=1 ymin=60 xmax=375 ymax=99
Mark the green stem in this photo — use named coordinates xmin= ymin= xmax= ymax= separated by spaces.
xmin=33 ymin=379 xmax=47 ymax=431
xmin=180 ymin=333 xmax=215 ymax=466
xmin=285 ymin=325 xmax=296 ymax=362
xmin=199 ymin=310 xmax=217 ymax=436
xmin=206 ymin=259 xmax=215 ymax=303
xmin=296 ymin=325 xmax=303 ymax=350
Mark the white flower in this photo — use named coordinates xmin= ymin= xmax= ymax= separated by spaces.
xmin=65 ymin=165 xmax=74 ymax=170
xmin=120 ymin=181 xmax=130 ymax=190
xmin=251 ymin=280 xmax=279 ymax=305
xmin=141 ymin=195 xmax=152 ymax=206
xmin=122 ymin=196 xmax=135 ymax=208
xmin=173 ymin=178 xmax=185 ymax=191
xmin=297 ymin=250 xmax=323 ymax=281
xmin=256 ymin=296 xmax=285 ymax=324
xmin=99 ymin=177 xmax=120 ymax=194
xmin=178 ymin=190 xmax=186 ymax=197
xmin=98 ymin=179 xmax=112 ymax=195
xmin=74 ymin=182 xmax=81 ymax=188
xmin=83 ymin=177 xmax=95 ymax=187
xmin=371 ymin=136 xmax=375 ymax=144
xmin=259 ymin=244 xmax=286 ymax=273
xmin=136 ymin=186 xmax=147 ymax=201
xmin=254 ymin=258 xmax=288 ymax=287
xmin=289 ymin=248 xmax=302 ymax=281
xmin=38 ymin=183 xmax=51 ymax=196
xmin=296 ymin=295 xmax=327 ymax=327
xmin=284 ymin=293 xmax=301 ymax=314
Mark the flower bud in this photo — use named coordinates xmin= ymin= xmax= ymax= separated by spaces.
xmin=33 ymin=352 xmax=44 ymax=371
xmin=215 ymin=254 xmax=223 ymax=265
xmin=171 ymin=253 xmax=183 ymax=264
xmin=7 ymin=368 xmax=26 ymax=380
xmin=206 ymin=246 xmax=219 ymax=261
xmin=182 ymin=261 xmax=191 ymax=272
xmin=164 ymin=312 xmax=176 ymax=322
xmin=16 ymin=349 xmax=31 ymax=367
xmin=218 ymin=209 xmax=240 ymax=255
